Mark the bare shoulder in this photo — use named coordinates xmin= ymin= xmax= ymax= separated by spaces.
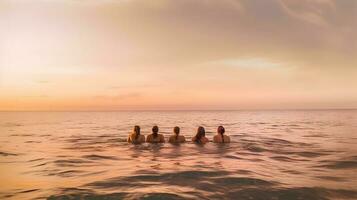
xmin=213 ymin=135 xmax=219 ymax=143
xmin=225 ymin=135 xmax=231 ymax=142
xmin=140 ymin=135 xmax=145 ymax=141
xmin=203 ymin=137 xmax=209 ymax=143
xmin=146 ymin=134 xmax=152 ymax=142
xmin=128 ymin=133 xmax=134 ymax=141
xmin=168 ymin=135 xmax=175 ymax=142
xmin=179 ymin=135 xmax=186 ymax=142
xmin=160 ymin=134 xmax=165 ymax=142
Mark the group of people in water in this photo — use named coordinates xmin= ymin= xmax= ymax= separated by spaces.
xmin=127 ymin=125 xmax=230 ymax=144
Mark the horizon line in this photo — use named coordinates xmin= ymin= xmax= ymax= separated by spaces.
xmin=1 ymin=108 xmax=357 ymax=112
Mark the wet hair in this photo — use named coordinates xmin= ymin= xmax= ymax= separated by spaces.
xmin=152 ymin=125 xmax=159 ymax=138
xmin=174 ymin=126 xmax=180 ymax=140
xmin=133 ymin=125 xmax=140 ymax=140
xmin=195 ymin=126 xmax=205 ymax=143
xmin=218 ymin=126 xmax=225 ymax=143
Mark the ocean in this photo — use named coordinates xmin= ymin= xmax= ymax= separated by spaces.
xmin=0 ymin=110 xmax=356 ymax=200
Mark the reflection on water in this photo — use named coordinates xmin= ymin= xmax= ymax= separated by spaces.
xmin=0 ymin=110 xmax=356 ymax=200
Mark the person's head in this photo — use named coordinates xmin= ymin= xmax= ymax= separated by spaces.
xmin=174 ymin=126 xmax=180 ymax=139
xmin=217 ymin=126 xmax=225 ymax=135
xmin=218 ymin=125 xmax=225 ymax=143
xmin=133 ymin=125 xmax=140 ymax=139
xmin=174 ymin=126 xmax=180 ymax=135
xmin=152 ymin=125 xmax=159 ymax=137
xmin=195 ymin=126 xmax=205 ymax=143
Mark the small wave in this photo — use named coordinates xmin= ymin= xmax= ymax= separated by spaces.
xmin=85 ymin=170 xmax=231 ymax=189
xmin=48 ymin=192 xmax=186 ymax=200
xmin=97 ymin=134 xmax=116 ymax=138
xmin=17 ymin=189 xmax=40 ymax=194
xmin=244 ymin=145 xmax=267 ymax=153
xmin=27 ymin=158 xmax=45 ymax=162
xmin=211 ymin=177 xmax=275 ymax=187
xmin=303 ymin=133 xmax=328 ymax=138
xmin=281 ymin=169 xmax=303 ymax=175
xmin=53 ymin=159 xmax=95 ymax=167
xmin=270 ymin=156 xmax=300 ymax=162
xmin=1 ymin=122 xmax=23 ymax=127
xmin=46 ymin=185 xmax=357 ymax=200
xmin=0 ymin=189 xmax=40 ymax=199
xmin=82 ymin=154 xmax=118 ymax=160
xmin=27 ymin=169 xmax=86 ymax=177
xmin=25 ymin=140 xmax=42 ymax=143
xmin=131 ymin=193 xmax=185 ymax=200
xmin=317 ymin=160 xmax=357 ymax=169
xmin=0 ymin=151 xmax=18 ymax=156
xmin=211 ymin=187 xmax=357 ymax=200
xmin=315 ymin=176 xmax=347 ymax=181
xmin=224 ymin=155 xmax=243 ymax=160
xmin=10 ymin=134 xmax=34 ymax=137
xmin=265 ymin=138 xmax=293 ymax=145
xmin=294 ymin=151 xmax=327 ymax=158
xmin=39 ymin=134 xmax=51 ymax=137
xmin=56 ymin=170 xmax=85 ymax=177
xmin=32 ymin=162 xmax=48 ymax=167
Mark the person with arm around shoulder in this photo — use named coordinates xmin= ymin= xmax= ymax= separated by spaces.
xmin=146 ymin=125 xmax=165 ymax=143
xmin=213 ymin=126 xmax=231 ymax=143
xmin=192 ymin=126 xmax=209 ymax=144
xmin=127 ymin=125 xmax=145 ymax=144
xmin=169 ymin=126 xmax=186 ymax=143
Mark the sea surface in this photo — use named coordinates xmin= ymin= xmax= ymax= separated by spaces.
xmin=0 ymin=110 xmax=356 ymax=200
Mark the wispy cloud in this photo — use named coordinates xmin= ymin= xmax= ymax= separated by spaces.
xmin=206 ymin=58 xmax=283 ymax=69
xmin=279 ymin=0 xmax=336 ymax=27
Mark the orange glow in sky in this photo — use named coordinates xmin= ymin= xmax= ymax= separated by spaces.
xmin=0 ymin=0 xmax=356 ymax=111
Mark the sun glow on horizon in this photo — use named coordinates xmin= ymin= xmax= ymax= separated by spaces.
xmin=0 ymin=0 xmax=356 ymax=111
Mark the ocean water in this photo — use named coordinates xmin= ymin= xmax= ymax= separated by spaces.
xmin=0 ymin=110 xmax=356 ymax=200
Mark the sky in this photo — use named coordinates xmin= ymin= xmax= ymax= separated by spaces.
xmin=0 ymin=0 xmax=356 ymax=111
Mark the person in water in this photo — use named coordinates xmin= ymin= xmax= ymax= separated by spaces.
xmin=213 ymin=126 xmax=230 ymax=143
xmin=146 ymin=125 xmax=165 ymax=143
xmin=191 ymin=126 xmax=209 ymax=144
xmin=127 ymin=125 xmax=145 ymax=144
xmin=168 ymin=126 xmax=186 ymax=143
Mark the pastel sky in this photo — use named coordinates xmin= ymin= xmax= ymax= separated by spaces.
xmin=0 ymin=0 xmax=356 ymax=111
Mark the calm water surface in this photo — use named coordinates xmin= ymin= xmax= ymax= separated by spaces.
xmin=0 ymin=111 xmax=356 ymax=200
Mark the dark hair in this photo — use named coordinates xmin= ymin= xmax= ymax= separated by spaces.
xmin=218 ymin=126 xmax=225 ymax=143
xmin=134 ymin=125 xmax=140 ymax=140
xmin=152 ymin=125 xmax=159 ymax=138
xmin=195 ymin=126 xmax=205 ymax=143
xmin=174 ymin=126 xmax=180 ymax=140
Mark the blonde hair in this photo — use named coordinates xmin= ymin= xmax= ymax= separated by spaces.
xmin=133 ymin=125 xmax=140 ymax=140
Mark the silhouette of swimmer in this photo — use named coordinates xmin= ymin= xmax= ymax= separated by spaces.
xmin=169 ymin=126 xmax=186 ymax=143
xmin=213 ymin=126 xmax=230 ymax=143
xmin=146 ymin=125 xmax=165 ymax=143
xmin=127 ymin=125 xmax=145 ymax=144
xmin=192 ymin=126 xmax=209 ymax=144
